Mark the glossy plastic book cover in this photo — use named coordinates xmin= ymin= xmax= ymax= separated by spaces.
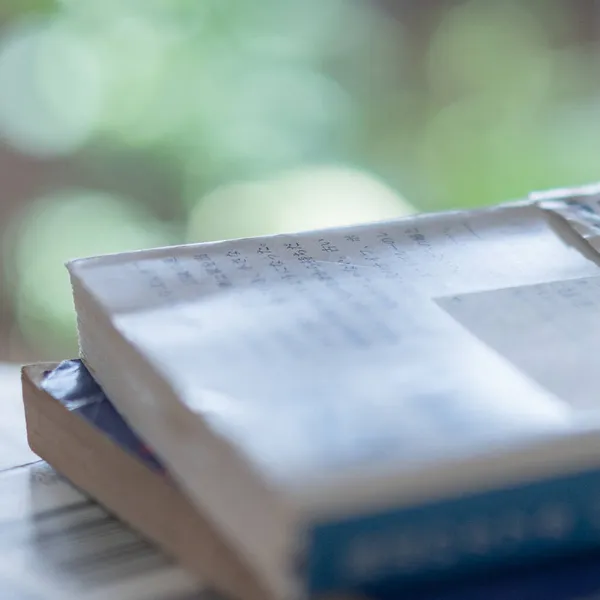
xmin=41 ymin=359 xmax=164 ymax=474
xmin=39 ymin=359 xmax=600 ymax=600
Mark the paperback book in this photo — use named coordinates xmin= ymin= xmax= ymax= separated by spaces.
xmin=66 ymin=184 xmax=600 ymax=597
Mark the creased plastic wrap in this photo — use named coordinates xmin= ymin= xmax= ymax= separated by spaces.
xmin=42 ymin=360 xmax=164 ymax=473
xmin=532 ymin=183 xmax=600 ymax=253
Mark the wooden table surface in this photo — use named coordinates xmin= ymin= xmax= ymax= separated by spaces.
xmin=0 ymin=363 xmax=39 ymax=471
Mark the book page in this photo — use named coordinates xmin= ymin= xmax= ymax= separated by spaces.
xmin=437 ymin=275 xmax=600 ymax=412
xmin=0 ymin=462 xmax=205 ymax=600
xmin=71 ymin=203 xmax=599 ymax=314
xmin=118 ymin=270 xmax=580 ymax=483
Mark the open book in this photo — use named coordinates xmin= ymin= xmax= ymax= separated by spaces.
xmin=67 ymin=185 xmax=600 ymax=598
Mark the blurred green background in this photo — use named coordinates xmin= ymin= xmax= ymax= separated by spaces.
xmin=1 ymin=0 xmax=599 ymax=361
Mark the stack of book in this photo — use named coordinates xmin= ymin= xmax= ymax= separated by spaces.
xmin=21 ymin=183 xmax=600 ymax=599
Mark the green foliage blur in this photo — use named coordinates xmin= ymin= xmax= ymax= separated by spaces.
xmin=1 ymin=0 xmax=599 ymax=359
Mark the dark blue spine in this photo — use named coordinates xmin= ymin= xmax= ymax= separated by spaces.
xmin=307 ymin=466 xmax=600 ymax=594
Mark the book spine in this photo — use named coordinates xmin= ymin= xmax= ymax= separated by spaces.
xmin=306 ymin=467 xmax=600 ymax=595
xmin=373 ymin=554 xmax=600 ymax=600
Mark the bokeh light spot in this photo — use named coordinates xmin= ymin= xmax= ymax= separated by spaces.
xmin=187 ymin=166 xmax=414 ymax=242
xmin=0 ymin=19 xmax=104 ymax=157
xmin=7 ymin=189 xmax=173 ymax=353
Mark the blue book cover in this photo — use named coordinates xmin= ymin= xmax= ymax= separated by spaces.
xmin=40 ymin=359 xmax=600 ymax=600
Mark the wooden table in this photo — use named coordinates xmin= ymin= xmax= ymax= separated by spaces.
xmin=0 ymin=362 xmax=202 ymax=599
xmin=0 ymin=363 xmax=38 ymax=470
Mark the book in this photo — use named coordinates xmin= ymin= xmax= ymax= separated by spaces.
xmin=23 ymin=359 xmax=600 ymax=600
xmin=66 ymin=184 xmax=600 ymax=598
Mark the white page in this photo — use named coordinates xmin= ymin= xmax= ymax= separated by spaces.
xmin=70 ymin=202 xmax=600 ymax=487
xmin=0 ymin=462 xmax=207 ymax=600
xmin=0 ymin=364 xmax=212 ymax=599
xmin=0 ymin=364 xmax=40 ymax=471
xmin=73 ymin=203 xmax=599 ymax=314
xmin=437 ymin=275 xmax=600 ymax=412
xmin=69 ymin=199 xmax=600 ymax=593
xmin=115 ymin=269 xmax=574 ymax=484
